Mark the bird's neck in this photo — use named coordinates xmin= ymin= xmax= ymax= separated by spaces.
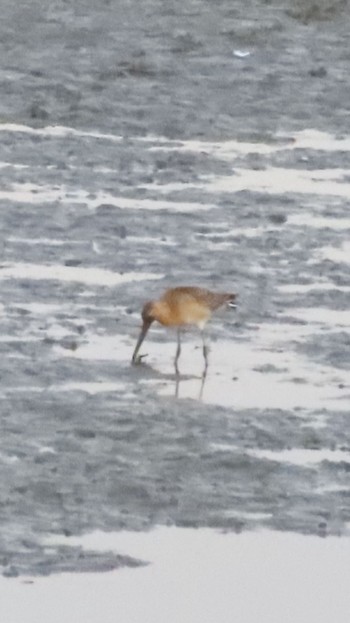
xmin=152 ymin=300 xmax=174 ymax=326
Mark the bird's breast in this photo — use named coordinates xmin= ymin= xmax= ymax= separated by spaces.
xmin=168 ymin=300 xmax=210 ymax=327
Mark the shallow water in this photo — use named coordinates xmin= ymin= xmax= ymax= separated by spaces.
xmin=2 ymin=527 xmax=350 ymax=623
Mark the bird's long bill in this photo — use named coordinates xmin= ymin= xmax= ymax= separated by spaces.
xmin=131 ymin=321 xmax=151 ymax=363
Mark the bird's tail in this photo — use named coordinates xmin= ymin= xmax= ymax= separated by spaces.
xmin=208 ymin=291 xmax=238 ymax=311
xmin=226 ymin=293 xmax=237 ymax=309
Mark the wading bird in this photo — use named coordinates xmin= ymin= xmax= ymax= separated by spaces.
xmin=131 ymin=286 xmax=237 ymax=374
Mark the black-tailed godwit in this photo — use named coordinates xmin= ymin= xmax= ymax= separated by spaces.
xmin=131 ymin=286 xmax=237 ymax=373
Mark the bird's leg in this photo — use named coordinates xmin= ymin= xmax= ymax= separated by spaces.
xmin=175 ymin=375 xmax=180 ymax=398
xmin=174 ymin=329 xmax=181 ymax=376
xmin=201 ymin=330 xmax=209 ymax=377
xmin=199 ymin=373 xmax=207 ymax=401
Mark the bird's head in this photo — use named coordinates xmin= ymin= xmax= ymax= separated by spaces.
xmin=141 ymin=300 xmax=156 ymax=324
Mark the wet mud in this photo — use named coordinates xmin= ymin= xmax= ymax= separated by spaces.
xmin=0 ymin=0 xmax=350 ymax=576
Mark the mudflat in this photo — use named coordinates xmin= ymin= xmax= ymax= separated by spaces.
xmin=0 ymin=0 xmax=349 ymax=577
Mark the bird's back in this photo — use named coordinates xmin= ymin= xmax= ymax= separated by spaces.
xmin=163 ymin=286 xmax=234 ymax=310
xmin=159 ymin=286 xmax=235 ymax=327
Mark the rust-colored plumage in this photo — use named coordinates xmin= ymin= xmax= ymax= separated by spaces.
xmin=132 ymin=286 xmax=237 ymax=371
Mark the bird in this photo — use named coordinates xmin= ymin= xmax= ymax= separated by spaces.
xmin=131 ymin=286 xmax=237 ymax=374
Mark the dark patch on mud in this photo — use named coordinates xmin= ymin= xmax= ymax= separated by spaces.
xmin=2 ymin=544 xmax=146 ymax=578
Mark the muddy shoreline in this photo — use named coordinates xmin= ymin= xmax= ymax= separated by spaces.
xmin=1 ymin=1 xmax=350 ymax=577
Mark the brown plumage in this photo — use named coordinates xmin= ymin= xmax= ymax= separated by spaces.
xmin=131 ymin=286 xmax=237 ymax=371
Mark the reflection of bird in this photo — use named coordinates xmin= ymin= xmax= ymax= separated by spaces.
xmin=131 ymin=286 xmax=237 ymax=374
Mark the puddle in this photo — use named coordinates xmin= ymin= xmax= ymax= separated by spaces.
xmin=0 ymin=122 xmax=125 ymax=143
xmin=150 ymin=129 xmax=350 ymax=158
xmin=203 ymin=167 xmax=350 ymax=198
xmin=3 ymin=527 xmax=350 ymax=623
xmin=287 ymin=308 xmax=350 ymax=328
xmin=0 ymin=262 xmax=163 ymax=287
xmin=0 ymin=183 xmax=213 ymax=212
xmin=278 ymin=282 xmax=350 ymax=293
xmin=55 ymin=318 xmax=349 ymax=411
xmin=134 ymin=325 xmax=348 ymax=410
xmin=2 ymin=382 xmax=124 ymax=396
xmin=315 ymin=242 xmax=350 ymax=264
xmin=8 ymin=237 xmax=86 ymax=246
xmin=211 ymin=444 xmax=350 ymax=467
xmin=155 ymin=366 xmax=348 ymax=411
xmin=55 ymin=333 xmax=133 ymax=361
xmin=245 ymin=448 xmax=350 ymax=466
xmin=287 ymin=214 xmax=350 ymax=230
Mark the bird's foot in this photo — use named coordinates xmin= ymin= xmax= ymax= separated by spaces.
xmin=132 ymin=354 xmax=148 ymax=365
